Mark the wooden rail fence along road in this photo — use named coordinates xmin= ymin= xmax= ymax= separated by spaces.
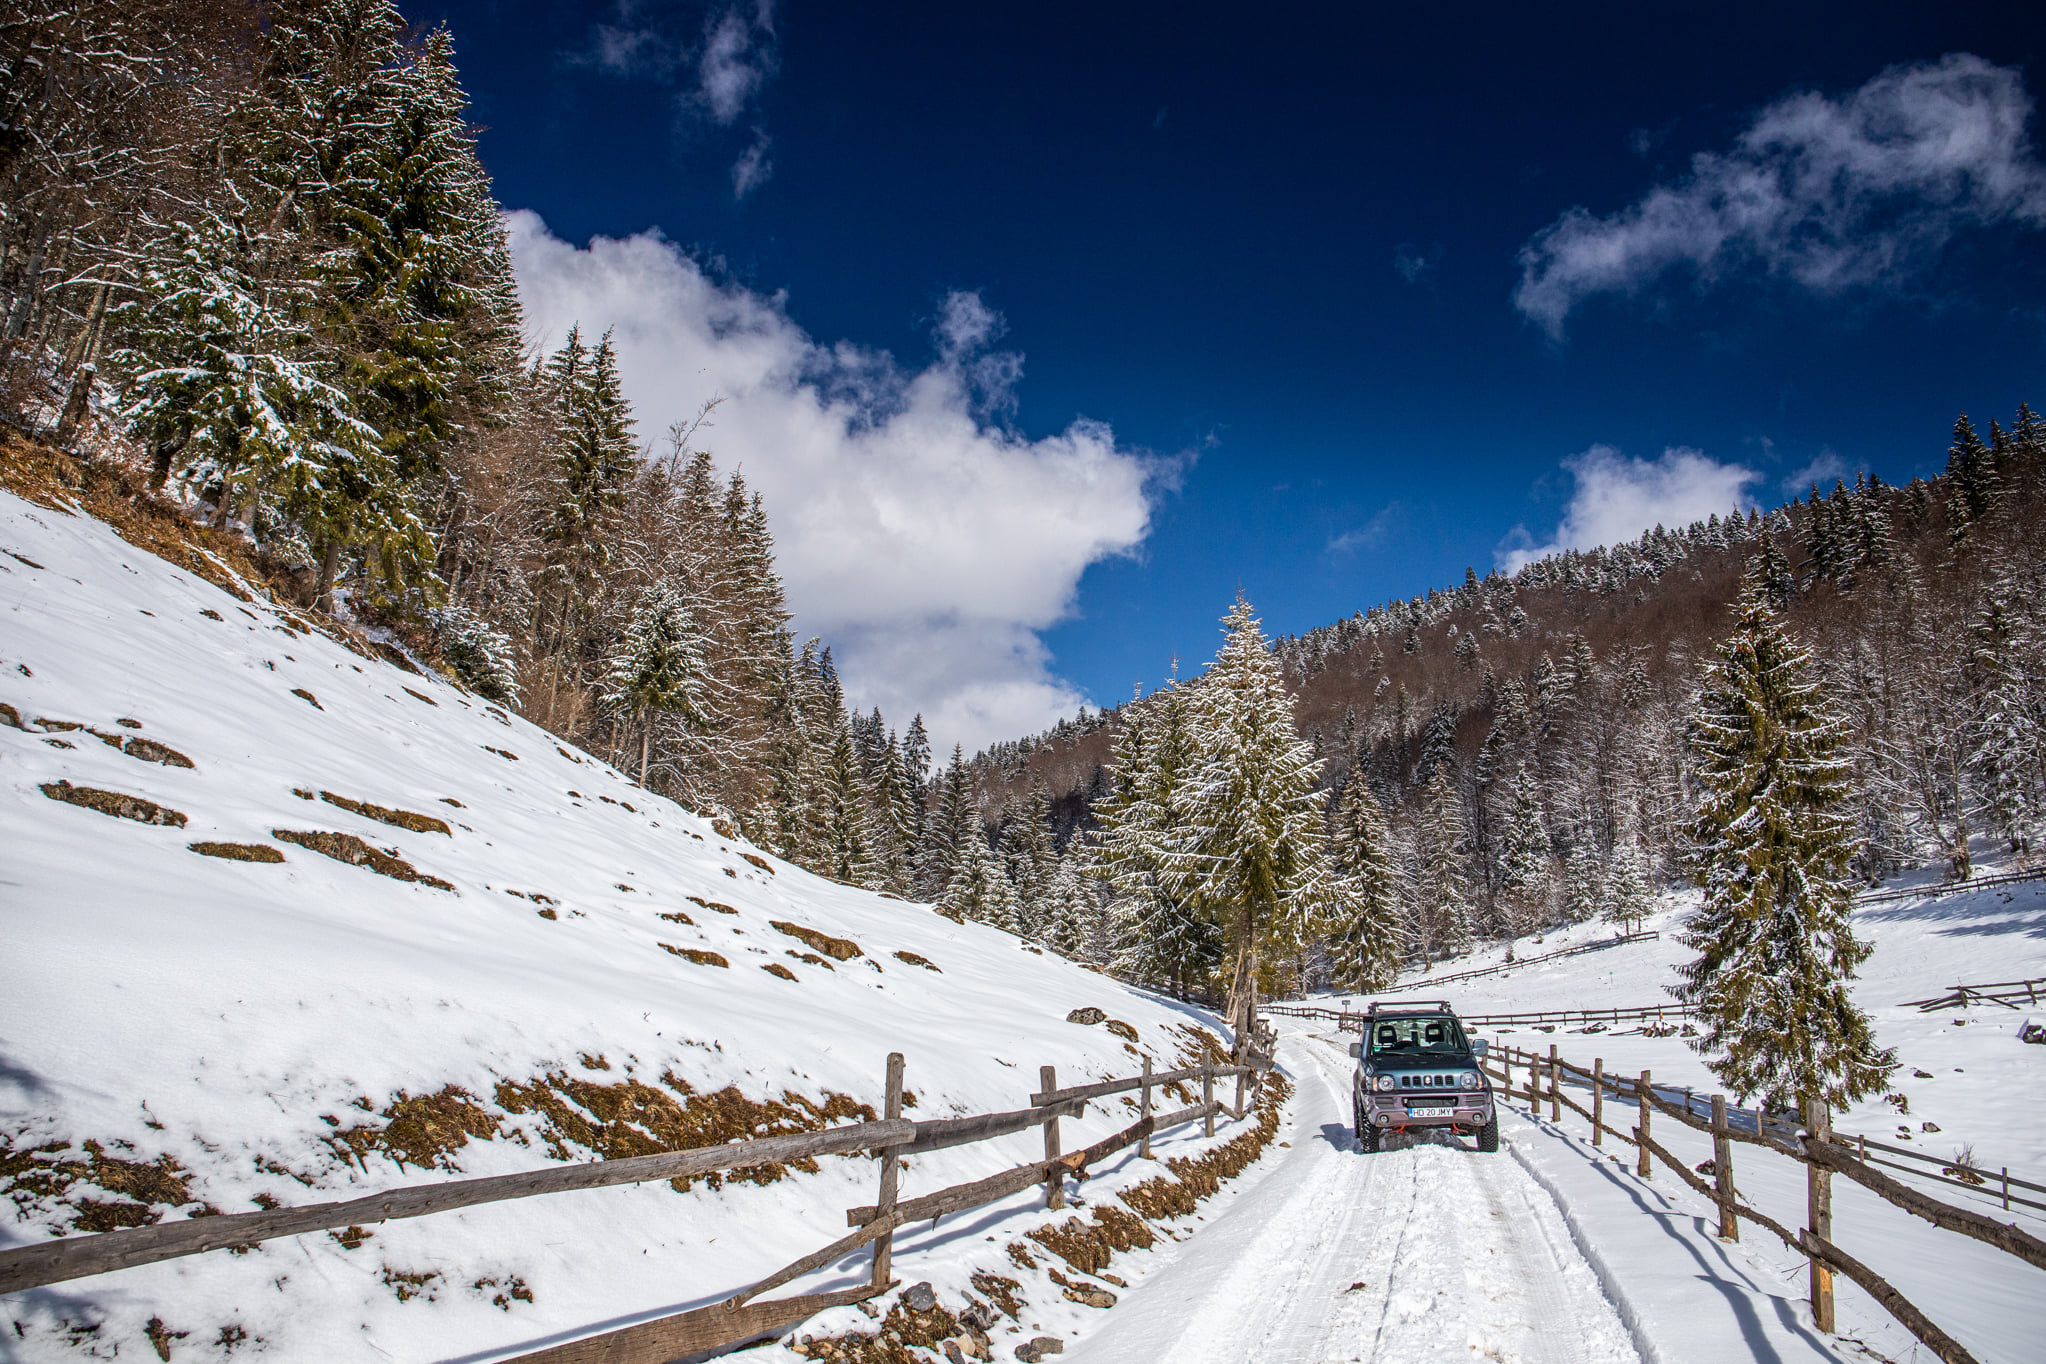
xmin=1356 ymin=931 xmax=1661 ymax=991
xmin=1264 ymin=1001 xmax=1697 ymax=1032
xmin=1483 ymin=1039 xmax=2044 ymax=1364
xmin=0 ymin=1048 xmax=1274 ymax=1363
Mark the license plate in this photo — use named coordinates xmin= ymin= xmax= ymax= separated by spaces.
xmin=1408 ymin=1103 xmax=1453 ymax=1114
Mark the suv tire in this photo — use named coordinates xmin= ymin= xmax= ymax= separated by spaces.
xmin=1358 ymin=1117 xmax=1382 ymax=1154
xmin=1476 ymin=1113 xmax=1500 ymax=1153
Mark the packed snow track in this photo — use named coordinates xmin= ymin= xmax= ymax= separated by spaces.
xmin=1064 ymin=1022 xmax=1639 ymax=1364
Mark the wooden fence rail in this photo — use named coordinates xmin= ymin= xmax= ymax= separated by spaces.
xmin=1263 ymin=1001 xmax=1696 ymax=1032
xmin=1856 ymin=867 xmax=2046 ymax=907
xmin=1484 ymin=1040 xmax=2043 ymax=1364
xmin=0 ymin=1048 xmax=1273 ymax=1364
xmin=1902 ymin=977 xmax=2046 ymax=1011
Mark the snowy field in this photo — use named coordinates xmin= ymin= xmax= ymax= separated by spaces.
xmin=1293 ymin=870 xmax=2046 ymax=1362
xmin=0 ymin=488 xmax=1269 ymax=1361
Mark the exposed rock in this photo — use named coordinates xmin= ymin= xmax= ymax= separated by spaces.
xmin=902 ymin=1282 xmax=937 ymax=1312
xmin=1015 ymin=1337 xmax=1064 ymax=1361
xmin=1065 ymin=1007 xmax=1106 ymax=1026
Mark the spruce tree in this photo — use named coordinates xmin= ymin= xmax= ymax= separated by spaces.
xmin=1163 ymin=595 xmax=1333 ymax=1052
xmin=1494 ymin=765 xmax=1552 ymax=936
xmin=1091 ymin=680 xmax=1222 ymax=994
xmin=940 ymin=835 xmax=1022 ymax=931
xmin=604 ymin=581 xmax=710 ymax=785
xmin=1325 ymin=776 xmax=1406 ymax=991
xmin=1602 ymin=836 xmax=1653 ymax=935
xmin=813 ymin=713 xmax=877 ymax=889
xmin=1674 ymin=571 xmax=1895 ymax=1108
xmin=1043 ymin=855 xmax=1093 ymax=956
xmin=1413 ymin=768 xmax=1474 ymax=959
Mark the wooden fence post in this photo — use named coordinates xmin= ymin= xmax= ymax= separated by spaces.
xmin=1203 ymin=1066 xmax=1216 ymax=1137
xmin=1139 ymin=1057 xmax=1153 ymax=1159
xmin=1041 ymin=1065 xmax=1064 ymax=1210
xmin=1548 ymin=1044 xmax=1560 ymax=1123
xmin=1234 ymin=1069 xmax=1247 ymax=1120
xmin=1591 ymin=1059 xmax=1604 ymax=1146
xmin=1637 ymin=1070 xmax=1652 ymax=1179
xmin=1712 ymin=1094 xmax=1738 ymax=1242
xmin=1807 ymin=1094 xmax=1835 ymax=1332
xmin=872 ymin=1052 xmax=905 ymax=1288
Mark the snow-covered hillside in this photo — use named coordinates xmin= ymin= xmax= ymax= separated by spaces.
xmin=0 ymin=488 xmax=1265 ymax=1361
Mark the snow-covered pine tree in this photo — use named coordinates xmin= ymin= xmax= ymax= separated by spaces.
xmin=916 ymin=746 xmax=972 ymax=900
xmin=1162 ymin=595 xmax=1333 ymax=1053
xmin=1043 ymin=855 xmax=1093 ymax=956
xmin=1560 ymin=847 xmax=1602 ymax=924
xmin=1494 ymin=764 xmax=1552 ymax=936
xmin=1602 ymin=834 xmax=1653 ymax=935
xmin=1091 ymin=680 xmax=1222 ymax=994
xmin=939 ymin=834 xmax=1021 ymax=931
xmin=432 ymin=599 xmax=519 ymax=703
xmin=1969 ymin=586 xmax=2045 ymax=854
xmin=1412 ymin=767 xmax=1474 ymax=960
xmin=115 ymin=211 xmax=425 ymax=614
xmin=812 ymin=712 xmax=877 ymax=889
xmin=1325 ymin=776 xmax=1406 ymax=992
xmin=867 ymin=734 xmax=921 ymax=895
xmin=605 ymin=581 xmax=711 ymax=786
xmin=1674 ymin=569 xmax=1896 ymax=1109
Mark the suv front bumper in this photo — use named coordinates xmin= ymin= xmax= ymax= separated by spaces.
xmin=1367 ymin=1091 xmax=1493 ymax=1130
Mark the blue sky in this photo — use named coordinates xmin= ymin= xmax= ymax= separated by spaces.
xmin=421 ymin=0 xmax=2046 ymax=750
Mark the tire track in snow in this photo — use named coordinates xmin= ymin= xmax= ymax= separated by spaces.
xmin=1061 ymin=1026 xmax=1638 ymax=1364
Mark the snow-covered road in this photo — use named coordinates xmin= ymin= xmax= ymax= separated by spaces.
xmin=1062 ymin=1026 xmax=1639 ymax=1364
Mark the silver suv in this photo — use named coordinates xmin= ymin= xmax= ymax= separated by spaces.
xmin=1347 ymin=1001 xmax=1498 ymax=1153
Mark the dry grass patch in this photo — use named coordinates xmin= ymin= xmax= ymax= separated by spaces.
xmin=892 ymin=950 xmax=940 ymax=972
xmin=771 ymin=920 xmax=862 ymax=961
xmin=319 ymin=790 xmax=452 ymax=836
xmin=661 ymin=943 xmax=728 ymax=968
xmin=190 ymin=841 xmax=284 ymax=863
xmin=492 ymin=1071 xmax=875 ymax=1189
xmin=762 ymin=963 xmax=800 ymax=981
xmin=1 ymin=1133 xmax=194 ymax=1234
xmin=40 ymin=780 xmax=185 ymax=827
xmin=271 ymin=828 xmax=452 ymax=890
xmin=325 ymin=1087 xmax=500 ymax=1173
xmin=688 ymin=896 xmax=739 ymax=914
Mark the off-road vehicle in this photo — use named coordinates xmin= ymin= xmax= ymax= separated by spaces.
xmin=1346 ymin=1000 xmax=1497 ymax=1153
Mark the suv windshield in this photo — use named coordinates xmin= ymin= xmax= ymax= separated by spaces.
xmin=1366 ymin=1015 xmax=1469 ymax=1058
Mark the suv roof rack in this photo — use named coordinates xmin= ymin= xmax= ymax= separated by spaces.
xmin=1363 ymin=1000 xmax=1457 ymax=1016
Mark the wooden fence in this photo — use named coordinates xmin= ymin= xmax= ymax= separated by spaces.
xmin=1855 ymin=866 xmax=2046 ymax=907
xmin=1903 ymin=976 xmax=2046 ymax=1012
xmin=1264 ymin=1001 xmax=1696 ymax=1032
xmin=1484 ymin=1040 xmax=2045 ymax=1364
xmin=0 ymin=1050 xmax=1274 ymax=1363
xmin=1366 ymin=931 xmax=1661 ymax=990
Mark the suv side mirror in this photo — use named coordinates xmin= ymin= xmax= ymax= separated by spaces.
xmin=1471 ymin=1039 xmax=1488 ymax=1060
xmin=1347 ymin=1042 xmax=1362 ymax=1059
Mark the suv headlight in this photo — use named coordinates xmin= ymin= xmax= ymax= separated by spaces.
xmin=1373 ymin=1074 xmax=1396 ymax=1092
xmin=1461 ymin=1071 xmax=1481 ymax=1090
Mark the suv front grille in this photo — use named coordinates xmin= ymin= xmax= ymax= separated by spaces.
xmin=1396 ymin=1072 xmax=1462 ymax=1090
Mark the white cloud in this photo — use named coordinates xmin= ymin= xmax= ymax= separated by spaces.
xmin=1393 ymin=242 xmax=1443 ymax=285
xmin=1327 ymin=504 xmax=1399 ymax=555
xmin=1497 ymin=445 xmax=1759 ymax=573
xmin=1515 ymin=54 xmax=2046 ymax=338
xmin=696 ymin=2 xmax=776 ymax=125
xmin=505 ymin=211 xmax=1166 ymax=754
xmin=1783 ymin=448 xmax=1852 ymax=494
xmin=731 ymin=129 xmax=773 ymax=198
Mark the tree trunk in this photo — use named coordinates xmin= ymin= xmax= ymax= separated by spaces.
xmin=639 ymin=723 xmax=650 ymax=786
xmin=315 ymin=540 xmax=342 ymax=614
